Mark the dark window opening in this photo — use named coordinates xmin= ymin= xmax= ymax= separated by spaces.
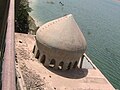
xmin=40 ymin=55 xmax=46 ymax=65
xmin=49 ymin=59 xmax=56 ymax=68
xmin=73 ymin=61 xmax=78 ymax=69
xmin=32 ymin=45 xmax=35 ymax=53
xmin=35 ymin=50 xmax=40 ymax=59
xmin=58 ymin=61 xmax=64 ymax=70
xmin=67 ymin=62 xmax=72 ymax=70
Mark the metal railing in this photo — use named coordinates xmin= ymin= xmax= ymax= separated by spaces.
xmin=2 ymin=0 xmax=16 ymax=90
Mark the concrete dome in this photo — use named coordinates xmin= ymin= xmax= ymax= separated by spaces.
xmin=34 ymin=14 xmax=87 ymax=70
xmin=36 ymin=14 xmax=87 ymax=52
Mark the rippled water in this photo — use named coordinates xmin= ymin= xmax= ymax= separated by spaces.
xmin=29 ymin=0 xmax=120 ymax=89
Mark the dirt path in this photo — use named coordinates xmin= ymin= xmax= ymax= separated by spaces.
xmin=15 ymin=33 xmax=51 ymax=90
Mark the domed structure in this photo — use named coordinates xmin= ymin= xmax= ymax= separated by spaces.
xmin=33 ymin=14 xmax=87 ymax=70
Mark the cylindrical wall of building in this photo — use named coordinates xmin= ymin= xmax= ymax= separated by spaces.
xmin=36 ymin=40 xmax=82 ymax=60
xmin=36 ymin=40 xmax=83 ymax=70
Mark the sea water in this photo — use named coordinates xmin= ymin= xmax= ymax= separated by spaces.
xmin=29 ymin=0 xmax=120 ymax=89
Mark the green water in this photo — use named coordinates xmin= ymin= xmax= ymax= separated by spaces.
xmin=29 ymin=0 xmax=120 ymax=89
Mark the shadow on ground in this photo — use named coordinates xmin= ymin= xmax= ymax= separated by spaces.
xmin=46 ymin=67 xmax=88 ymax=79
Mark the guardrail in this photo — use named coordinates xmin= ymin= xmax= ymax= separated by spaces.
xmin=83 ymin=53 xmax=96 ymax=69
xmin=2 ymin=0 xmax=16 ymax=90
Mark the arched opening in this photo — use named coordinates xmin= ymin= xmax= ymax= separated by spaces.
xmin=73 ymin=61 xmax=78 ymax=69
xmin=49 ymin=59 xmax=56 ymax=68
xmin=32 ymin=45 xmax=35 ymax=53
xmin=35 ymin=50 xmax=40 ymax=59
xmin=40 ymin=55 xmax=46 ymax=65
xmin=67 ymin=62 xmax=72 ymax=70
xmin=58 ymin=61 xmax=64 ymax=70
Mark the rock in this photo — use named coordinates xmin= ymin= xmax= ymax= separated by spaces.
xmin=19 ymin=40 xmax=22 ymax=43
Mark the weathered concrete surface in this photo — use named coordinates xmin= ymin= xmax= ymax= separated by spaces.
xmin=36 ymin=14 xmax=87 ymax=52
xmin=15 ymin=33 xmax=50 ymax=90
xmin=15 ymin=33 xmax=115 ymax=90
xmin=35 ymin=14 xmax=87 ymax=70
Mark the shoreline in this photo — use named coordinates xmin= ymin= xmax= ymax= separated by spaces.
xmin=28 ymin=11 xmax=44 ymax=35
xmin=27 ymin=0 xmax=44 ymax=34
xmin=28 ymin=0 xmax=43 ymax=26
xmin=28 ymin=13 xmax=43 ymax=27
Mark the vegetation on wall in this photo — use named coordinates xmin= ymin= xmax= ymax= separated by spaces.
xmin=15 ymin=0 xmax=32 ymax=33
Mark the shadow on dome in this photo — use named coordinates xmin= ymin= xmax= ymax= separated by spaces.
xmin=46 ymin=67 xmax=88 ymax=79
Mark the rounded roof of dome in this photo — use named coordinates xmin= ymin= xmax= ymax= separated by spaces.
xmin=36 ymin=14 xmax=87 ymax=52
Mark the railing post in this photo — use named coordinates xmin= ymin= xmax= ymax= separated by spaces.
xmin=80 ymin=54 xmax=84 ymax=69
